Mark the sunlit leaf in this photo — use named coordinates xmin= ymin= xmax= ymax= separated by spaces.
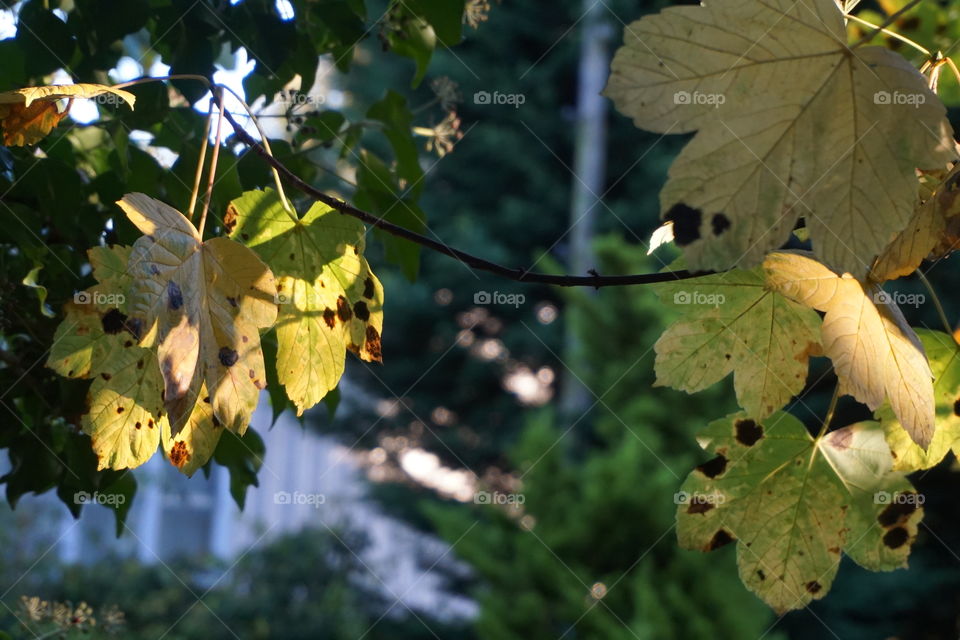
xmin=764 ymin=251 xmax=934 ymax=447
xmin=226 ymin=188 xmax=384 ymax=415
xmin=118 ymin=193 xmax=278 ymax=436
xmin=605 ymin=0 xmax=956 ymax=275
xmin=652 ymin=268 xmax=821 ymax=419
xmin=678 ymin=412 xmax=922 ymax=613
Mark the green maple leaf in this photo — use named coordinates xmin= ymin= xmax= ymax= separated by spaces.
xmin=226 ymin=189 xmax=384 ymax=415
xmin=652 ymin=268 xmax=821 ymax=419
xmin=678 ymin=411 xmax=922 ymax=613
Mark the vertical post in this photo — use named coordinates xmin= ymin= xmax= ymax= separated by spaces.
xmin=561 ymin=0 xmax=611 ymax=418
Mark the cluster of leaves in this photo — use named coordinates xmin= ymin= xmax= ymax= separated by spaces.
xmin=605 ymin=0 xmax=960 ymax=612
xmin=0 ymin=0 xmax=470 ymax=524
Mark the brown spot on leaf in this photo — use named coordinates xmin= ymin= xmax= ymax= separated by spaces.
xmin=227 ymin=296 xmax=237 ymax=308
xmin=735 ymin=419 xmax=763 ymax=446
xmin=135 ymin=422 xmax=142 ymax=430
xmin=167 ymin=281 xmax=184 ymax=310
xmin=883 ymin=527 xmax=909 ymax=549
xmin=116 ymin=406 xmax=124 ymax=414
xmin=137 ymin=358 xmax=144 ymax=369
xmin=806 ymin=581 xmax=822 ymax=594
xmin=366 ymin=326 xmax=382 ymax=361
xmin=148 ymin=419 xmax=154 ymax=428
xmin=248 ymin=368 xmax=255 ymax=379
xmin=363 ymin=277 xmax=375 ymax=299
xmin=241 ymin=335 xmax=249 ymax=343
xmin=353 ymin=300 xmax=370 ymax=321
xmin=323 ymin=308 xmax=337 ymax=328
xmin=663 ymin=203 xmax=702 ymax=246
xmin=124 ymin=340 xmax=133 ymax=348
xmin=219 ymin=347 xmax=239 ymax=367
xmin=954 ymin=397 xmax=960 ymax=417
xmin=696 ymin=454 xmax=727 ymax=478
xmin=711 ymin=213 xmax=730 ymax=236
xmin=757 ymin=569 xmax=765 ymax=581
xmin=100 ymin=372 xmax=112 ymax=381
xmin=101 ymin=308 xmax=128 ymax=335
xmin=336 ymin=295 xmax=353 ymax=322
xmin=707 ymin=529 xmax=734 ymax=550
xmin=170 ymin=440 xmax=190 ymax=467
xmin=687 ymin=497 xmax=714 ymax=515
xmin=224 ymin=204 xmax=239 ymax=233
xmin=878 ymin=499 xmax=917 ymax=527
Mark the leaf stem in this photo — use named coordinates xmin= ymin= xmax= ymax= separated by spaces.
xmin=918 ymin=270 xmax=952 ymax=333
xmin=817 ymin=385 xmax=841 ymax=440
xmin=198 ymin=87 xmax=225 ymax=239
xmin=850 ymin=0 xmax=924 ymax=49
xmin=844 ymin=13 xmax=930 ymax=55
xmin=216 ymin=84 xmax=297 ymax=221
xmin=188 ymin=98 xmax=215 ymax=221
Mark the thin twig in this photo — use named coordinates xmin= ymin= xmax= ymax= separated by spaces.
xmin=220 ymin=107 xmax=708 ymax=287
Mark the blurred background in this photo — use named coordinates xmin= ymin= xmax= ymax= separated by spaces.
xmin=3 ymin=0 xmax=960 ymax=638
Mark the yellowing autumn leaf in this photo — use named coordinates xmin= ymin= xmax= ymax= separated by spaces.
xmin=46 ymin=245 xmax=167 ymax=470
xmin=605 ymin=0 xmax=956 ymax=276
xmin=764 ymin=251 xmax=934 ymax=447
xmin=652 ymin=268 xmax=821 ymax=419
xmin=678 ymin=412 xmax=922 ymax=613
xmin=118 ymin=193 xmax=278 ymax=436
xmin=0 ymin=84 xmax=135 ymax=146
xmin=162 ymin=382 xmax=222 ymax=476
xmin=880 ymin=329 xmax=960 ymax=471
xmin=871 ymin=163 xmax=960 ymax=282
xmin=225 ymin=189 xmax=384 ymax=415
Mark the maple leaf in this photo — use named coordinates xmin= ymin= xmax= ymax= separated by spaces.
xmin=0 ymin=84 xmax=135 ymax=146
xmin=226 ymin=189 xmax=384 ymax=415
xmin=652 ymin=268 xmax=821 ymax=419
xmin=605 ymin=0 xmax=956 ymax=275
xmin=879 ymin=329 xmax=960 ymax=471
xmin=871 ymin=163 xmax=960 ymax=282
xmin=117 ymin=193 xmax=278 ymax=437
xmin=678 ymin=412 xmax=922 ymax=613
xmin=46 ymin=246 xmax=166 ymax=470
xmin=764 ymin=251 xmax=934 ymax=447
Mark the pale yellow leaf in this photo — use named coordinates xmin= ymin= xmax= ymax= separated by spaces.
xmin=764 ymin=251 xmax=934 ymax=447
xmin=605 ymin=0 xmax=956 ymax=275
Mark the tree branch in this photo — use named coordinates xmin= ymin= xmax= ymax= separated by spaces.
xmin=220 ymin=108 xmax=711 ymax=287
